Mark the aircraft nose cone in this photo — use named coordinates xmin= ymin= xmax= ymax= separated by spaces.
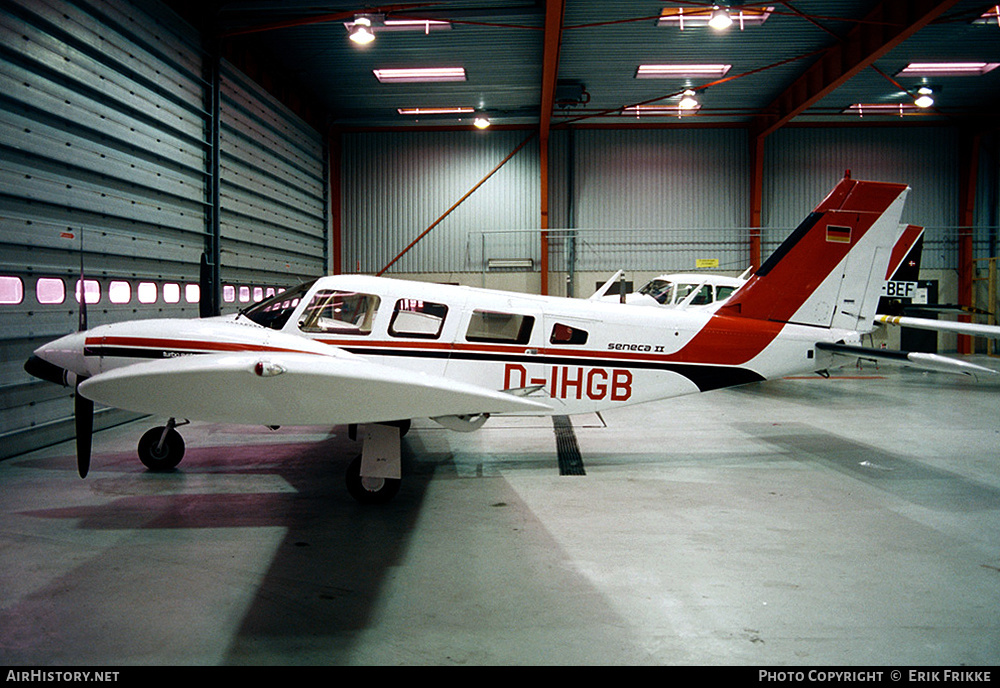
xmin=33 ymin=331 xmax=90 ymax=380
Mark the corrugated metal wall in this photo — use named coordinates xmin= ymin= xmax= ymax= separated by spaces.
xmin=547 ymin=128 xmax=751 ymax=275
xmin=339 ymin=125 xmax=993 ymax=280
xmin=0 ymin=0 xmax=208 ymax=459
xmin=0 ymin=0 xmax=329 ymax=460
xmin=341 ymin=130 xmax=540 ymax=274
xmin=763 ymin=126 xmax=964 ymax=269
xmin=219 ymin=64 xmax=328 ymax=286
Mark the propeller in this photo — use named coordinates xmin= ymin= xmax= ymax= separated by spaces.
xmin=74 ymin=232 xmax=93 ymax=478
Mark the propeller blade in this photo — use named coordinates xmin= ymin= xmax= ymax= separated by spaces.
xmin=75 ymin=386 xmax=93 ymax=478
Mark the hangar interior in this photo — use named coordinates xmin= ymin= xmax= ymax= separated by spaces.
xmin=1 ymin=0 xmax=999 ymax=666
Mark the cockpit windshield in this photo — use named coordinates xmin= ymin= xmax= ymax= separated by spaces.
xmin=239 ymin=280 xmax=316 ymax=330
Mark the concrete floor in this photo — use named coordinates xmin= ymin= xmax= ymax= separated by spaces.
xmin=1 ymin=360 xmax=999 ymax=666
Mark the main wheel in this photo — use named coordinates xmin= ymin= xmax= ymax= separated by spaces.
xmin=137 ymin=426 xmax=185 ymax=471
xmin=345 ymin=454 xmax=401 ymax=505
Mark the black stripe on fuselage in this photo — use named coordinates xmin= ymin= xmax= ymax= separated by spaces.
xmin=338 ymin=346 xmax=765 ymax=393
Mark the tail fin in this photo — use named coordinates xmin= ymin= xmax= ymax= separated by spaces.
xmin=719 ymin=174 xmax=909 ymax=331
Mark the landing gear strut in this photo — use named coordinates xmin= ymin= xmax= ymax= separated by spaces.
xmin=345 ymin=423 xmax=405 ymax=504
xmin=137 ymin=418 xmax=187 ymax=471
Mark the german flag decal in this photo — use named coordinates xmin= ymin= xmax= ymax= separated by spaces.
xmin=826 ymin=225 xmax=852 ymax=243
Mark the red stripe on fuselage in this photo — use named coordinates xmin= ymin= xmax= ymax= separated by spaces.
xmin=86 ymin=336 xmax=315 ymax=356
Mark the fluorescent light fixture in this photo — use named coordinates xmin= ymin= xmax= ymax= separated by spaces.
xmin=397 ymin=107 xmax=475 ymax=115
xmin=349 ymin=16 xmax=376 ymax=45
xmin=658 ymin=6 xmax=773 ymax=29
xmin=636 ymin=64 xmax=731 ymax=78
xmin=845 ymin=103 xmax=923 ymax=117
xmin=708 ymin=7 xmax=733 ymax=30
xmin=345 ymin=17 xmax=450 ymax=39
xmin=488 ymin=258 xmax=532 ymax=269
xmin=383 ymin=19 xmax=451 ymax=32
xmin=624 ymin=104 xmax=701 ymax=116
xmin=896 ymin=62 xmax=999 ymax=76
xmin=374 ymin=67 xmax=466 ymax=83
xmin=973 ymin=5 xmax=1000 ymax=25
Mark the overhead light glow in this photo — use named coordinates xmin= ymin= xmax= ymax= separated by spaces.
xmin=636 ymin=64 xmax=731 ymax=78
xmin=398 ymin=107 xmax=475 ymax=115
xmin=897 ymin=62 xmax=999 ymax=77
xmin=678 ymin=89 xmax=700 ymax=110
xmin=658 ymin=6 xmax=773 ymax=30
xmin=374 ymin=67 xmax=467 ymax=83
xmin=473 ymin=115 xmax=491 ymax=129
xmin=708 ymin=7 xmax=733 ymax=30
xmin=913 ymin=86 xmax=934 ymax=108
xmin=349 ymin=16 xmax=376 ymax=45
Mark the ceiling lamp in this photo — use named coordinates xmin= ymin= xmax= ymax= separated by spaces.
xmin=913 ymin=86 xmax=934 ymax=108
xmin=473 ymin=114 xmax=491 ymax=129
xmin=678 ymin=89 xmax=700 ymax=110
xmin=349 ymin=16 xmax=376 ymax=45
xmin=708 ymin=7 xmax=733 ymax=30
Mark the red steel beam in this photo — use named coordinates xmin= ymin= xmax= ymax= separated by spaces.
xmin=539 ymin=0 xmax=565 ymax=295
xmin=749 ymin=0 xmax=963 ymax=140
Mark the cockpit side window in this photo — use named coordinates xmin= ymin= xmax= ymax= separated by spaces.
xmin=466 ymin=310 xmax=534 ymax=344
xmin=299 ymin=290 xmax=380 ymax=335
xmin=689 ymin=285 xmax=713 ymax=305
xmin=716 ymin=285 xmax=738 ymax=301
xmin=389 ymin=299 xmax=448 ymax=339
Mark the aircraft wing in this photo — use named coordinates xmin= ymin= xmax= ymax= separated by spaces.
xmin=815 ymin=342 xmax=998 ymax=379
xmin=876 ymin=314 xmax=1000 ymax=340
xmin=78 ymin=351 xmax=553 ymax=426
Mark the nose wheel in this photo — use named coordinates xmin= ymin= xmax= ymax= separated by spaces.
xmin=137 ymin=419 xmax=186 ymax=471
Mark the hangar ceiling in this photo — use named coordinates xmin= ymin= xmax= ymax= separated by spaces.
xmin=171 ymin=0 xmax=1000 ymax=133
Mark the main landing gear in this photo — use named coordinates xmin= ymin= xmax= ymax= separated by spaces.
xmin=345 ymin=420 xmax=409 ymax=505
xmin=132 ymin=418 xmax=409 ymax=505
xmin=137 ymin=418 xmax=187 ymax=471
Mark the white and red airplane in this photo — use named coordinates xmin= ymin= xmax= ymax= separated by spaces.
xmin=24 ymin=174 xmax=996 ymax=503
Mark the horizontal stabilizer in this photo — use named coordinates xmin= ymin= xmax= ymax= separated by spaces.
xmin=876 ymin=314 xmax=1000 ymax=340
xmin=815 ymin=342 xmax=998 ymax=379
xmin=79 ymin=351 xmax=552 ymax=426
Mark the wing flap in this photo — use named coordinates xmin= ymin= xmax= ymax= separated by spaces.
xmin=79 ymin=352 xmax=552 ymax=426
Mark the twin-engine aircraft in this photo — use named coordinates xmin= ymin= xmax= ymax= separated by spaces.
xmin=24 ymin=174 xmax=996 ymax=503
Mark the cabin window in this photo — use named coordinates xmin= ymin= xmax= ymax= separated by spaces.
xmin=75 ymin=279 xmax=100 ymax=304
xmin=35 ymin=278 xmax=64 ymax=304
xmin=550 ymin=323 xmax=588 ymax=345
xmin=638 ymin=279 xmax=674 ymax=304
xmin=0 ymin=276 xmax=23 ymax=304
xmin=688 ymin=285 xmax=713 ymax=305
xmin=389 ymin=299 xmax=448 ymax=339
xmin=108 ymin=280 xmax=132 ymax=304
xmin=299 ymin=290 xmax=380 ymax=335
xmin=466 ymin=310 xmax=534 ymax=344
